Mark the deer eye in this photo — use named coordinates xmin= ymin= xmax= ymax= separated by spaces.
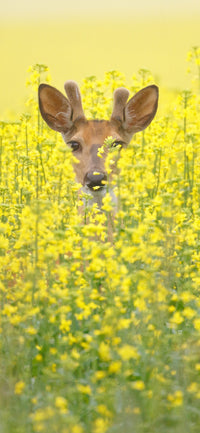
xmin=69 ymin=141 xmax=81 ymax=152
xmin=113 ymin=140 xmax=124 ymax=148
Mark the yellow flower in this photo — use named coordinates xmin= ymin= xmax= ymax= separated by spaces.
xmin=49 ymin=347 xmax=57 ymax=355
xmin=183 ymin=307 xmax=196 ymax=319
xmin=55 ymin=396 xmax=68 ymax=414
xmin=170 ymin=312 xmax=184 ymax=325
xmin=118 ymin=345 xmax=139 ymax=361
xmin=35 ymin=353 xmax=43 ymax=362
xmin=2 ymin=304 xmax=17 ymax=316
xmin=0 ymin=234 xmax=8 ymax=250
xmin=25 ymin=326 xmax=37 ymax=335
xmin=133 ymin=407 xmax=141 ymax=414
xmin=31 ymin=397 xmax=37 ymax=405
xmin=97 ymin=404 xmax=112 ymax=418
xmin=108 ymin=361 xmax=122 ymax=374
xmin=14 ymin=381 xmax=25 ymax=395
xmin=194 ymin=318 xmax=200 ymax=330
xmin=2 ymin=62 xmax=200 ymax=433
xmin=93 ymin=417 xmax=109 ymax=433
xmin=31 ymin=406 xmax=54 ymax=422
xmin=72 ymin=426 xmax=84 ymax=433
xmin=167 ymin=390 xmax=183 ymax=407
xmin=98 ymin=342 xmax=111 ymax=362
xmin=117 ymin=318 xmax=131 ymax=330
xmin=59 ymin=318 xmax=72 ymax=333
xmin=92 ymin=371 xmax=107 ymax=382
xmin=77 ymin=384 xmax=92 ymax=395
xmin=51 ymin=363 xmax=56 ymax=372
xmin=134 ymin=298 xmax=147 ymax=312
xmin=187 ymin=382 xmax=198 ymax=393
xmin=102 ymin=193 xmax=114 ymax=212
xmin=131 ymin=381 xmax=145 ymax=391
xmin=71 ymin=349 xmax=80 ymax=360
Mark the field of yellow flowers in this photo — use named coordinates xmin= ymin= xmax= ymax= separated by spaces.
xmin=1 ymin=48 xmax=200 ymax=433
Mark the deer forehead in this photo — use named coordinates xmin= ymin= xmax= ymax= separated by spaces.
xmin=70 ymin=120 xmax=123 ymax=146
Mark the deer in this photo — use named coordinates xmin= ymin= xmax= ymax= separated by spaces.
xmin=38 ymin=81 xmax=158 ymax=207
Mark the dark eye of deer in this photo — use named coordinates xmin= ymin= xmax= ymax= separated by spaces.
xmin=113 ymin=140 xmax=124 ymax=148
xmin=69 ymin=141 xmax=81 ymax=152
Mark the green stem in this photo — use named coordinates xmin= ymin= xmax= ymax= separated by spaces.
xmin=155 ymin=148 xmax=162 ymax=196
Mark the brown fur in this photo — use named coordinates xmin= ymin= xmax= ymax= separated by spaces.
xmin=63 ymin=119 xmax=124 ymax=185
xmin=38 ymin=82 xmax=159 ymax=189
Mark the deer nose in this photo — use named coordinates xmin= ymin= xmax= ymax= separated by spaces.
xmin=84 ymin=171 xmax=107 ymax=189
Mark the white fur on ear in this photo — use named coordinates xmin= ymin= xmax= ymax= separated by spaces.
xmin=123 ymin=85 xmax=159 ymax=133
xmin=38 ymin=84 xmax=73 ymax=132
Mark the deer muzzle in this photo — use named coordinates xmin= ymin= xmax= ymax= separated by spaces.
xmin=84 ymin=171 xmax=107 ymax=190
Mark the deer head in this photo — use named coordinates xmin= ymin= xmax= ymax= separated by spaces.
xmin=38 ymin=81 xmax=158 ymax=203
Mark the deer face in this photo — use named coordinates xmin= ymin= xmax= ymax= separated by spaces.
xmin=38 ymin=81 xmax=158 ymax=201
xmin=62 ymin=119 xmax=125 ymax=188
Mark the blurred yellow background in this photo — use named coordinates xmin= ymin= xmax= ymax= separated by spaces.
xmin=1 ymin=0 xmax=200 ymax=115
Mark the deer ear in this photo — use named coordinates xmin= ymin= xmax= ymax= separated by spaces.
xmin=123 ymin=85 xmax=159 ymax=134
xmin=38 ymin=84 xmax=73 ymax=132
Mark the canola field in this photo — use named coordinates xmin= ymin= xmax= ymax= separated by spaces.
xmin=1 ymin=49 xmax=200 ymax=433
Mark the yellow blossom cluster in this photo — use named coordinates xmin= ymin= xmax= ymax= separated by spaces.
xmin=1 ymin=55 xmax=200 ymax=433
